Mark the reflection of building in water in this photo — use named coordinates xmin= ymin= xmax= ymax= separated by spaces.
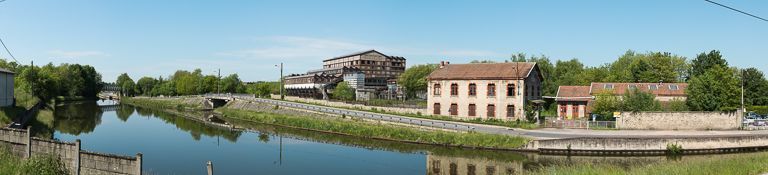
xmin=427 ymin=153 xmax=522 ymax=175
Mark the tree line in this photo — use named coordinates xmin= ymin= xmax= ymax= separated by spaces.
xmin=398 ymin=50 xmax=768 ymax=114
xmin=0 ymin=59 xmax=103 ymax=103
xmin=115 ymin=69 xmax=280 ymax=97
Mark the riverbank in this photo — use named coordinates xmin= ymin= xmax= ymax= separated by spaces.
xmin=124 ymin=97 xmax=531 ymax=149
xmin=531 ymin=151 xmax=768 ymax=175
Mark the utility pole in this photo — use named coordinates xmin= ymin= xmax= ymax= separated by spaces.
xmin=742 ymin=69 xmax=745 ymax=115
xmin=276 ymin=63 xmax=284 ymax=100
xmin=217 ymin=68 xmax=221 ymax=95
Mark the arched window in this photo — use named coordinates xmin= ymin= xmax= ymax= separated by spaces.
xmin=506 ymin=84 xmax=515 ymax=96
xmin=450 ymin=84 xmax=458 ymax=96
xmin=468 ymin=83 xmax=477 ymax=96
xmin=487 ymin=84 xmax=496 ymax=97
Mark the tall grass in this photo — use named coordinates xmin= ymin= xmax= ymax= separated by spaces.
xmin=531 ymin=152 xmax=768 ymax=175
xmin=0 ymin=146 xmax=69 ymax=175
xmin=217 ymin=108 xmax=530 ymax=149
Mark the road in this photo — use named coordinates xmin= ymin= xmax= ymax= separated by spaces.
xmin=206 ymin=94 xmax=768 ymax=140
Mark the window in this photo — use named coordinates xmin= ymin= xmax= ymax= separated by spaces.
xmin=507 ymin=105 xmax=515 ymax=118
xmin=507 ymin=84 xmax=515 ymax=96
xmin=669 ymin=84 xmax=679 ymax=90
xmin=487 ymin=104 xmax=496 ymax=118
xmin=649 ymin=85 xmax=658 ymax=90
xmin=468 ymin=164 xmax=476 ymax=175
xmin=450 ymin=84 xmax=459 ymax=96
xmin=572 ymin=104 xmax=579 ymax=118
xmin=604 ymin=84 xmax=614 ymax=89
xmin=450 ymin=163 xmax=458 ymax=175
xmin=469 ymin=83 xmax=477 ymax=96
xmin=486 ymin=166 xmax=496 ymax=175
xmin=628 ymin=84 xmax=638 ymax=90
xmin=450 ymin=104 xmax=458 ymax=116
xmin=431 ymin=160 xmax=441 ymax=174
xmin=433 ymin=84 xmax=441 ymax=95
xmin=433 ymin=103 xmax=441 ymax=115
xmin=468 ymin=104 xmax=476 ymax=116
xmin=487 ymin=84 xmax=496 ymax=96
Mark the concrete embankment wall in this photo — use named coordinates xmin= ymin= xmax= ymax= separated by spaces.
xmin=0 ymin=127 xmax=142 ymax=175
xmin=271 ymin=95 xmax=427 ymax=115
xmin=616 ymin=111 xmax=741 ymax=130
xmin=527 ymin=135 xmax=768 ymax=155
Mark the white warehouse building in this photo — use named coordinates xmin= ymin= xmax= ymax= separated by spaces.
xmin=0 ymin=68 xmax=14 ymax=107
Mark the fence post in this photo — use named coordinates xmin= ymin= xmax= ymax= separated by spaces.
xmin=75 ymin=139 xmax=81 ymax=175
xmin=25 ymin=126 xmax=31 ymax=159
xmin=136 ymin=153 xmax=143 ymax=175
xmin=207 ymin=161 xmax=214 ymax=175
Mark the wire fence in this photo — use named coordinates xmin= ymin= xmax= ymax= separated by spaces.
xmin=541 ymin=119 xmax=616 ymax=129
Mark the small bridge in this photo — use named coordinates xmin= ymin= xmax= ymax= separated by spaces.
xmin=100 ymin=83 xmax=121 ymax=100
xmin=203 ymin=94 xmax=237 ymax=109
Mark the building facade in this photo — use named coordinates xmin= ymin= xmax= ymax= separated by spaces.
xmin=555 ymin=83 xmax=688 ymax=120
xmin=427 ymin=62 xmax=543 ymax=121
xmin=284 ymin=50 xmax=406 ymax=100
xmin=0 ymin=68 xmax=14 ymax=107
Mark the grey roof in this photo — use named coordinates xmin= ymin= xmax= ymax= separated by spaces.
xmin=323 ymin=50 xmax=386 ymax=62
xmin=0 ymin=68 xmax=14 ymax=74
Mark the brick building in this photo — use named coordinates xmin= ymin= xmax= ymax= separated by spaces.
xmin=427 ymin=62 xmax=543 ymax=121
xmin=555 ymin=83 xmax=688 ymax=120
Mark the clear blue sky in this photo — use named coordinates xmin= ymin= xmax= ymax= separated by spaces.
xmin=1 ymin=0 xmax=766 ymax=82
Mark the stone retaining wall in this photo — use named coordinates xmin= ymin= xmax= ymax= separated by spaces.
xmin=616 ymin=111 xmax=741 ymax=130
xmin=528 ymin=135 xmax=768 ymax=153
xmin=0 ymin=127 xmax=142 ymax=175
xmin=271 ymin=95 xmax=427 ymax=115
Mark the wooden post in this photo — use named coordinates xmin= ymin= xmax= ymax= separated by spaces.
xmin=207 ymin=161 xmax=214 ymax=175
xmin=75 ymin=139 xmax=81 ymax=175
xmin=25 ymin=126 xmax=31 ymax=159
xmin=136 ymin=153 xmax=143 ymax=175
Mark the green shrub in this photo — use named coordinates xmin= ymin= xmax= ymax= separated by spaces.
xmin=666 ymin=143 xmax=683 ymax=155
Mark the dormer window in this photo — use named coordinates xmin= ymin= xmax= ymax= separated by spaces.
xmin=604 ymin=84 xmax=614 ymax=89
xmin=669 ymin=84 xmax=679 ymax=90
xmin=649 ymin=85 xmax=658 ymax=90
xmin=628 ymin=84 xmax=638 ymax=90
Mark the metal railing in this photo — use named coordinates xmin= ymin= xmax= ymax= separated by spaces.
xmin=541 ymin=119 xmax=615 ymax=129
xmin=206 ymin=94 xmax=477 ymax=132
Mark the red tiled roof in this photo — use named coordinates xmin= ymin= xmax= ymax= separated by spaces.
xmin=555 ymin=86 xmax=591 ymax=101
xmin=427 ymin=62 xmax=537 ymax=80
xmin=589 ymin=83 xmax=687 ymax=96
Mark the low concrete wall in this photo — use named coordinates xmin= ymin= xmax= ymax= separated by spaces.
xmin=271 ymin=95 xmax=427 ymax=116
xmin=0 ymin=127 xmax=142 ymax=175
xmin=616 ymin=111 xmax=741 ymax=130
xmin=80 ymin=151 xmax=141 ymax=175
xmin=528 ymin=135 xmax=768 ymax=154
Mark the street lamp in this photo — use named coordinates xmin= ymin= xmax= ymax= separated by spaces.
xmin=275 ymin=63 xmax=284 ymax=100
xmin=213 ymin=69 xmax=221 ymax=95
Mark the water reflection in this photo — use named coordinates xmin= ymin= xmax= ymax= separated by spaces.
xmin=45 ymin=101 xmax=768 ymax=174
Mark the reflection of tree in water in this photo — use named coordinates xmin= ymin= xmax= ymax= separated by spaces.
xmin=115 ymin=105 xmax=135 ymax=121
xmin=53 ymin=101 xmax=104 ymax=136
xmin=132 ymin=106 xmax=243 ymax=142
xmin=134 ymin=106 xmax=153 ymax=117
xmin=258 ymin=133 xmax=270 ymax=143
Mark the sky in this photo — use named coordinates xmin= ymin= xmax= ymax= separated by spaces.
xmin=0 ymin=0 xmax=766 ymax=82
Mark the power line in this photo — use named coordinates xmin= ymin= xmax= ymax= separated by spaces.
xmin=0 ymin=37 xmax=18 ymax=62
xmin=705 ymin=0 xmax=768 ymax=22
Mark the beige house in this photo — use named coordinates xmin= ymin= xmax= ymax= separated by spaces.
xmin=427 ymin=62 xmax=543 ymax=121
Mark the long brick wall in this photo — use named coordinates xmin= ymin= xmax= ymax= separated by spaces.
xmin=271 ymin=95 xmax=427 ymax=115
xmin=0 ymin=127 xmax=142 ymax=175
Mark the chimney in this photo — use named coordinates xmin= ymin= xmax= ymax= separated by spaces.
xmin=440 ymin=61 xmax=445 ymax=68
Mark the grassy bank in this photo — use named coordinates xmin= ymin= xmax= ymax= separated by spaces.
xmin=216 ymin=108 xmax=530 ymax=149
xmin=531 ymin=152 xmax=768 ymax=175
xmin=0 ymin=146 xmax=69 ymax=175
xmin=284 ymin=98 xmax=539 ymax=129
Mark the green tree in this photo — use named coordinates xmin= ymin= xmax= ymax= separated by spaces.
xmin=552 ymin=59 xmax=586 ymax=86
xmin=689 ymin=50 xmax=728 ymax=80
xmin=665 ymin=98 xmax=689 ymax=111
xmin=116 ymin=73 xmax=136 ymax=96
xmin=397 ymin=64 xmax=437 ymax=99
xmin=591 ymin=90 xmax=621 ymax=120
xmin=136 ymin=77 xmax=158 ymax=96
xmin=247 ymin=81 xmax=279 ymax=98
xmin=608 ymin=51 xmax=688 ymax=83
xmin=621 ymin=89 xmax=661 ymax=112
xmin=742 ymin=68 xmax=768 ymax=106
xmin=686 ymin=65 xmax=740 ymax=111
xmin=333 ymin=81 xmax=356 ymax=101
xmin=220 ymin=74 xmax=245 ymax=93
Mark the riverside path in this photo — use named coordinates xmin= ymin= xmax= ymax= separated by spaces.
xmin=206 ymin=94 xmax=768 ymax=140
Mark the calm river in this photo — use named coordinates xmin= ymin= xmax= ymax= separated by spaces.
xmin=43 ymin=100 xmax=740 ymax=174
